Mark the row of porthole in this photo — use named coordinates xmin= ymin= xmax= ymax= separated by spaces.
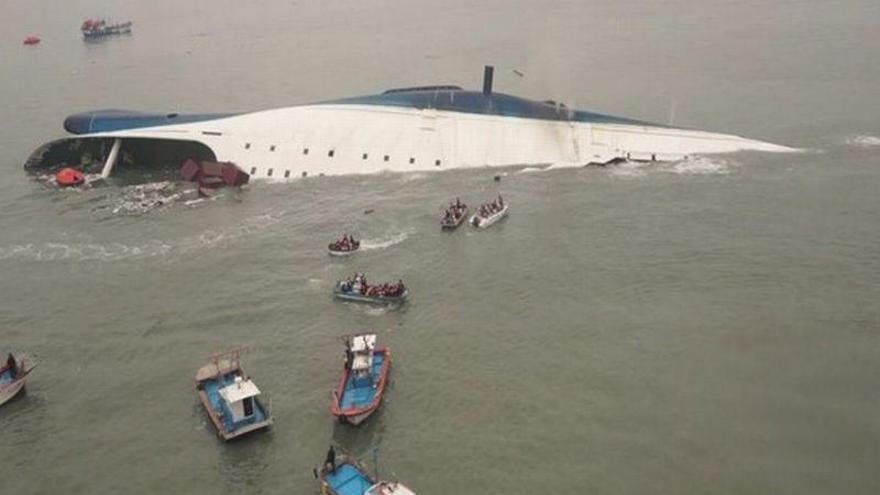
xmin=249 ymin=167 xmax=309 ymax=179
xmin=243 ymin=143 xmax=442 ymax=167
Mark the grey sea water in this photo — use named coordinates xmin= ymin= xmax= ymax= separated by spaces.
xmin=1 ymin=1 xmax=879 ymax=493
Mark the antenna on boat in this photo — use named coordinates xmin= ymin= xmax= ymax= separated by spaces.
xmin=482 ymin=65 xmax=494 ymax=96
xmin=209 ymin=346 xmax=247 ymax=374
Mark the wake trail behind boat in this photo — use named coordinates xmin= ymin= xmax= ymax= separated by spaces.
xmin=360 ymin=232 xmax=408 ymax=251
xmin=845 ymin=135 xmax=880 ymax=147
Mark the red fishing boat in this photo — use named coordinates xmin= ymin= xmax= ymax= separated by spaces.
xmin=23 ymin=36 xmax=41 ymax=45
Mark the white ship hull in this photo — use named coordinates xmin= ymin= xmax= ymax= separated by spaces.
xmin=25 ymin=68 xmax=797 ymax=180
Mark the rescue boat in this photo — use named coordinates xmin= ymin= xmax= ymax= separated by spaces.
xmin=0 ymin=354 xmax=37 ymax=407
xmin=194 ymin=348 xmax=273 ymax=441
xmin=330 ymin=334 xmax=391 ymax=425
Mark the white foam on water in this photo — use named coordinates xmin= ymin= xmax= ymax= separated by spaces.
xmin=545 ymin=161 xmax=583 ymax=170
xmin=0 ymin=211 xmax=283 ymax=264
xmin=398 ymin=172 xmax=428 ymax=183
xmin=0 ymin=240 xmax=172 ymax=262
xmin=517 ymin=166 xmax=545 ymax=174
xmin=664 ymin=156 xmax=732 ymax=175
xmin=609 ymin=156 xmax=733 ymax=177
xmin=363 ymin=306 xmax=388 ymax=316
xmin=608 ymin=161 xmax=650 ymax=178
xmin=845 ymin=135 xmax=880 ymax=147
xmin=360 ymin=231 xmax=409 ymax=251
xmin=180 ymin=212 xmax=283 ymax=251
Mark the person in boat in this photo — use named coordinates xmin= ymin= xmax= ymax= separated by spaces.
xmin=324 ymin=445 xmax=336 ymax=474
xmin=6 ymin=353 xmax=17 ymax=378
xmin=498 ymin=195 xmax=504 ymax=207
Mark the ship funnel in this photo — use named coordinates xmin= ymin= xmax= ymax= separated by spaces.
xmin=482 ymin=65 xmax=494 ymax=96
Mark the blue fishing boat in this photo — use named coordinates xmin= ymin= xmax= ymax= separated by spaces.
xmin=1 ymin=353 xmax=36 ymax=407
xmin=318 ymin=449 xmax=417 ymax=495
xmin=334 ymin=274 xmax=409 ymax=305
xmin=330 ymin=334 xmax=391 ymax=425
xmin=195 ymin=348 xmax=273 ymax=441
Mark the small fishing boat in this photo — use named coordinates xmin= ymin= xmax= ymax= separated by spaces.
xmin=470 ymin=195 xmax=508 ymax=228
xmin=334 ymin=274 xmax=409 ymax=305
xmin=329 ymin=235 xmax=360 ymax=256
xmin=440 ymin=198 xmax=469 ymax=230
xmin=81 ymin=19 xmax=133 ymax=39
xmin=23 ymin=35 xmax=41 ymax=46
xmin=195 ymin=348 xmax=273 ymax=441
xmin=318 ymin=449 xmax=417 ymax=495
xmin=331 ymin=334 xmax=391 ymax=425
xmin=0 ymin=353 xmax=36 ymax=407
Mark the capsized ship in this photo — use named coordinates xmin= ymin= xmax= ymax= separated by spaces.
xmin=23 ymin=66 xmax=795 ymax=181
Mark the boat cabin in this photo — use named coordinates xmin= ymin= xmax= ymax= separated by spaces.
xmin=348 ymin=333 xmax=376 ymax=378
xmin=219 ymin=375 xmax=262 ymax=423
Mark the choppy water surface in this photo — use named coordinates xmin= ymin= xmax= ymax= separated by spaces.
xmin=1 ymin=1 xmax=879 ymax=494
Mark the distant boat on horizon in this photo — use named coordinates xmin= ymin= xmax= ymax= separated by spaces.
xmin=81 ymin=18 xmax=132 ymax=40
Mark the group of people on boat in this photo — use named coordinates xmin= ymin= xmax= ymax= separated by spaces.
xmin=443 ymin=197 xmax=468 ymax=223
xmin=80 ymin=18 xmax=133 ymax=37
xmin=476 ymin=195 xmax=504 ymax=218
xmin=330 ymin=233 xmax=359 ymax=252
xmin=365 ymin=280 xmax=405 ymax=298
xmin=341 ymin=273 xmax=406 ymax=298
